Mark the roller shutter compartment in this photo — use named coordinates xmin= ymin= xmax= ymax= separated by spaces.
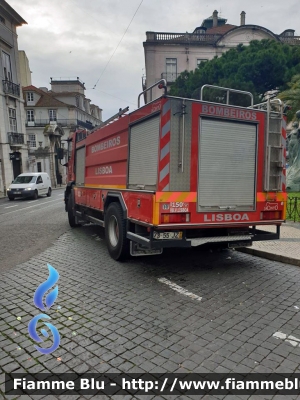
xmin=128 ymin=116 xmax=160 ymax=190
xmin=198 ymin=118 xmax=257 ymax=212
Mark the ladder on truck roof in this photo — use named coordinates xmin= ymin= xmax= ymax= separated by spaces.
xmin=252 ymin=99 xmax=285 ymax=192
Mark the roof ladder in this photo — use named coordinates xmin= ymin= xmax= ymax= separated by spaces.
xmin=264 ymin=100 xmax=284 ymax=191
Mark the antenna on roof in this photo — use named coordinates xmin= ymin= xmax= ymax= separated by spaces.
xmin=219 ymin=7 xmax=222 ymax=17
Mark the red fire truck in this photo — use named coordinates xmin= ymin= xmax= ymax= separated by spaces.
xmin=64 ymin=81 xmax=287 ymax=260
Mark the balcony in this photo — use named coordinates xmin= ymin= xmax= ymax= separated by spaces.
xmin=279 ymin=36 xmax=300 ymax=45
xmin=77 ymin=119 xmax=94 ymax=129
xmin=161 ymin=72 xmax=180 ymax=83
xmin=2 ymin=80 xmax=20 ymax=97
xmin=8 ymin=132 xmax=24 ymax=147
xmin=25 ymin=119 xmax=95 ymax=129
xmin=145 ymin=31 xmax=222 ymax=45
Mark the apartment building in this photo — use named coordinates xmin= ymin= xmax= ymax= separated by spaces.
xmin=143 ymin=10 xmax=299 ymax=102
xmin=0 ymin=0 xmax=27 ymax=197
xmin=23 ymin=78 xmax=102 ymax=186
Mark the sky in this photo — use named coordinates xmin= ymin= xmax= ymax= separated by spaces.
xmin=7 ymin=0 xmax=299 ymax=120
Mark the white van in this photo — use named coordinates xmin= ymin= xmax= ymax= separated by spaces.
xmin=7 ymin=172 xmax=52 ymax=200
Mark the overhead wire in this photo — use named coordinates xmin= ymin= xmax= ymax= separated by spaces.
xmin=92 ymin=0 xmax=144 ymax=90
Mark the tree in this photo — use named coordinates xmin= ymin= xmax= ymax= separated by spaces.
xmin=169 ymin=40 xmax=300 ymax=106
xmin=278 ymin=74 xmax=300 ymax=121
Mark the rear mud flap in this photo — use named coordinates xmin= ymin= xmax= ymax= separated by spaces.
xmin=130 ymin=242 xmax=163 ymax=257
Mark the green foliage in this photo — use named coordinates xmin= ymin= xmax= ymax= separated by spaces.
xmin=278 ymin=74 xmax=300 ymax=121
xmin=169 ymin=39 xmax=300 ymax=105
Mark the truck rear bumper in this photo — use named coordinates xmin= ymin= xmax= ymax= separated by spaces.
xmin=127 ymin=226 xmax=280 ymax=250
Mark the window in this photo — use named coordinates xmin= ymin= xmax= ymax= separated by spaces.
xmin=37 ymin=162 xmax=42 ymax=172
xmin=37 ymin=176 xmax=43 ymax=184
xmin=197 ymin=59 xmax=208 ymax=67
xmin=8 ymin=108 xmax=17 ymax=132
xmin=28 ymin=134 xmax=36 ymax=148
xmin=49 ymin=109 xmax=57 ymax=121
xmin=2 ymin=52 xmax=12 ymax=81
xmin=166 ymin=58 xmax=177 ymax=82
xmin=27 ymin=110 xmax=34 ymax=122
xmin=27 ymin=92 xmax=34 ymax=102
xmin=0 ymin=15 xmax=5 ymax=24
xmin=75 ymin=96 xmax=79 ymax=107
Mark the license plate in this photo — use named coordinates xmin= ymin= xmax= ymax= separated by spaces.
xmin=153 ymin=231 xmax=183 ymax=240
xmin=15 ymin=191 xmax=21 ymax=194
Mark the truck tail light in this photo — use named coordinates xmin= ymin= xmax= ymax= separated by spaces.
xmin=261 ymin=211 xmax=282 ymax=220
xmin=162 ymin=213 xmax=190 ymax=223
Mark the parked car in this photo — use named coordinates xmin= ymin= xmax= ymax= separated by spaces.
xmin=7 ymin=172 xmax=52 ymax=200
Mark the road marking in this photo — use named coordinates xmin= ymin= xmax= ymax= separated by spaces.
xmin=0 ymin=199 xmax=62 ymax=216
xmin=273 ymin=331 xmax=300 ymax=347
xmin=158 ymin=278 xmax=202 ymax=301
xmin=27 ymin=203 xmax=63 ymax=213
xmin=4 ymin=205 xmax=18 ymax=209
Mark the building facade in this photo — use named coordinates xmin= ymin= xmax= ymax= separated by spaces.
xmin=18 ymin=50 xmax=31 ymax=87
xmin=143 ymin=10 xmax=300 ymax=102
xmin=0 ymin=0 xmax=27 ymax=197
xmin=23 ymin=78 xmax=102 ymax=186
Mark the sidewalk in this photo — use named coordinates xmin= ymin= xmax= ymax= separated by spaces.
xmin=239 ymin=221 xmax=300 ymax=267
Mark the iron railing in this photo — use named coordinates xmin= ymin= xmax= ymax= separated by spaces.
xmin=26 ymin=119 xmax=75 ymax=127
xmin=25 ymin=119 xmax=96 ymax=129
xmin=7 ymin=132 xmax=24 ymax=146
xmin=286 ymin=197 xmax=300 ymax=222
xmin=77 ymin=119 xmax=95 ymax=129
xmin=2 ymin=80 xmax=20 ymax=97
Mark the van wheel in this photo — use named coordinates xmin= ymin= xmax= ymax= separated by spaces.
xmin=33 ymin=190 xmax=38 ymax=200
xmin=8 ymin=196 xmax=14 ymax=201
xmin=68 ymin=192 xmax=80 ymax=227
xmin=47 ymin=188 xmax=52 ymax=197
xmin=105 ymin=202 xmax=129 ymax=261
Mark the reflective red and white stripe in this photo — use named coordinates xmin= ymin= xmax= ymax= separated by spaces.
xmin=282 ymin=115 xmax=287 ymax=192
xmin=159 ymin=100 xmax=171 ymax=191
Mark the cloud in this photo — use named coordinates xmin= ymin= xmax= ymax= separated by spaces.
xmin=7 ymin=0 xmax=300 ymax=119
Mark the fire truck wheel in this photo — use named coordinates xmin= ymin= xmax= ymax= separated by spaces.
xmin=105 ymin=202 xmax=129 ymax=261
xmin=67 ymin=193 xmax=80 ymax=227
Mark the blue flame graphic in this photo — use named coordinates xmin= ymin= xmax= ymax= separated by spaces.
xmin=28 ymin=314 xmax=60 ymax=354
xmin=33 ymin=264 xmax=59 ymax=311
xmin=29 ymin=264 xmax=60 ymax=354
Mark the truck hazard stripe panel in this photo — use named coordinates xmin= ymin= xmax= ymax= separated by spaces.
xmin=256 ymin=192 xmax=287 ymax=201
xmin=156 ymin=192 xmax=197 ymax=203
xmin=158 ymin=101 xmax=171 ymax=191
xmin=282 ymin=116 xmax=287 ymax=192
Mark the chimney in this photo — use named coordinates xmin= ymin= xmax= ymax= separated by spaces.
xmin=213 ymin=10 xmax=218 ymax=27
xmin=240 ymin=11 xmax=246 ymax=26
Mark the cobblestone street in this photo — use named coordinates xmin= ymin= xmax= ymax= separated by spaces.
xmin=1 ymin=198 xmax=300 ymax=399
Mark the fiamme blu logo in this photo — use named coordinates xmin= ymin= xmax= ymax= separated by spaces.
xmin=28 ymin=264 xmax=60 ymax=354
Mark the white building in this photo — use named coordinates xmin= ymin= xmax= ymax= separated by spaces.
xmin=143 ymin=10 xmax=299 ymax=102
xmin=0 ymin=0 xmax=27 ymax=197
xmin=23 ymin=78 xmax=102 ymax=186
